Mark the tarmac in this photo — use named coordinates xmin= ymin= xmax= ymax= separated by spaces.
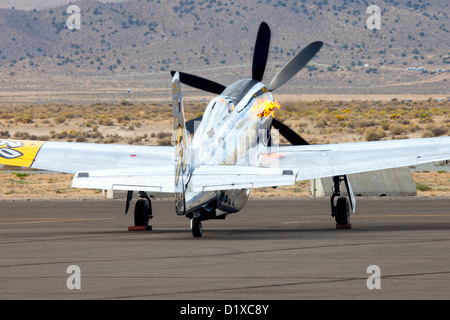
xmin=1 ymin=197 xmax=450 ymax=300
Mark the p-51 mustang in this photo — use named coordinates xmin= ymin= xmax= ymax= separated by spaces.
xmin=1 ymin=22 xmax=449 ymax=237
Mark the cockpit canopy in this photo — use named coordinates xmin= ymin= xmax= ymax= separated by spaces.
xmin=221 ymin=79 xmax=261 ymax=106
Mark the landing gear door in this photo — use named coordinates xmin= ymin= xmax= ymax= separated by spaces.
xmin=343 ymin=175 xmax=356 ymax=214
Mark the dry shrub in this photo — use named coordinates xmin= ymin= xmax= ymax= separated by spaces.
xmin=422 ymin=126 xmax=448 ymax=138
xmin=365 ymin=127 xmax=386 ymax=141
xmin=389 ymin=125 xmax=407 ymax=136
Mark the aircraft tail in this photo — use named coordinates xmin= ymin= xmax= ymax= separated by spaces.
xmin=172 ymin=72 xmax=190 ymax=215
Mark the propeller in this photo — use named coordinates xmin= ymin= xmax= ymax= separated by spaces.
xmin=170 ymin=71 xmax=226 ymax=95
xmin=173 ymin=22 xmax=322 ymax=146
xmin=252 ymin=22 xmax=271 ymax=82
xmin=172 ymin=23 xmax=322 ymax=94
xmin=186 ymin=115 xmax=309 ymax=146
xmin=271 ymin=118 xmax=309 ymax=145
xmin=267 ymin=41 xmax=323 ymax=92
xmin=185 ymin=115 xmax=203 ymax=135
xmin=170 ymin=22 xmax=271 ymax=94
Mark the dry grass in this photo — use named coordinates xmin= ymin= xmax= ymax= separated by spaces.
xmin=0 ymin=102 xmax=207 ymax=146
xmin=412 ymin=171 xmax=450 ymax=197
xmin=0 ymin=99 xmax=448 ymax=199
xmin=0 ymin=171 xmax=104 ymax=200
xmin=1 ymin=99 xmax=448 ymax=146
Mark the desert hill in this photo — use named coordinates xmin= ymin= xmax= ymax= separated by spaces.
xmin=0 ymin=0 xmax=449 ymax=103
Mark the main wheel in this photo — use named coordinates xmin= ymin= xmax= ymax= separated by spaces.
xmin=191 ymin=218 xmax=203 ymax=238
xmin=335 ymin=196 xmax=350 ymax=225
xmin=134 ymin=199 xmax=150 ymax=227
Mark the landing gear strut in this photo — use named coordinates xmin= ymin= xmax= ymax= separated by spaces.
xmin=330 ymin=176 xmax=351 ymax=227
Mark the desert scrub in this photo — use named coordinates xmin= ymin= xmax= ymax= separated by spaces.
xmin=157 ymin=131 xmax=171 ymax=139
xmin=389 ymin=113 xmax=400 ymax=120
xmin=417 ymin=110 xmax=434 ymax=123
xmin=14 ymin=172 xmax=29 ymax=179
xmin=365 ymin=127 xmax=386 ymax=141
xmin=98 ymin=116 xmax=114 ymax=126
xmin=15 ymin=114 xmax=34 ymax=123
xmin=416 ymin=183 xmax=431 ymax=191
xmin=13 ymin=131 xmax=39 ymax=140
xmin=0 ymin=130 xmax=10 ymax=138
xmin=293 ymin=180 xmax=310 ymax=193
xmin=389 ymin=124 xmax=407 ymax=136
xmin=158 ymin=138 xmax=172 ymax=146
xmin=421 ymin=126 xmax=448 ymax=138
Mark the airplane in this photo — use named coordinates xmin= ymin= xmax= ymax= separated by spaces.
xmin=1 ymin=22 xmax=449 ymax=237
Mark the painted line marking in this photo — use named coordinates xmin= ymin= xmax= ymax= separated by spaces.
xmin=0 ymin=218 xmax=115 ymax=225
xmin=355 ymin=214 xmax=450 ymax=218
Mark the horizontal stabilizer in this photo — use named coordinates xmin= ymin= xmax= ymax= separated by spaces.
xmin=188 ymin=165 xmax=298 ymax=192
xmin=72 ymin=166 xmax=175 ymax=193
xmin=72 ymin=165 xmax=298 ymax=193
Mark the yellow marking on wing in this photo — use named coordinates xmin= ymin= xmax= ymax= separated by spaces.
xmin=0 ymin=140 xmax=45 ymax=167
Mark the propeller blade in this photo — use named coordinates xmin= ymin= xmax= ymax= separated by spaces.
xmin=252 ymin=22 xmax=271 ymax=82
xmin=170 ymin=71 xmax=226 ymax=95
xmin=267 ymin=41 xmax=323 ymax=92
xmin=185 ymin=116 xmax=203 ymax=135
xmin=272 ymin=118 xmax=309 ymax=145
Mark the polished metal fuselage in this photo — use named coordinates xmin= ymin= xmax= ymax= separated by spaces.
xmin=181 ymin=79 xmax=274 ymax=216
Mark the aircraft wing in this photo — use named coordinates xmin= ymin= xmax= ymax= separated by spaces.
xmin=0 ymin=140 xmax=296 ymax=193
xmin=0 ymin=140 xmax=173 ymax=173
xmin=71 ymin=166 xmax=175 ymax=193
xmin=3 ymin=137 xmax=449 ymax=193
xmin=263 ymin=136 xmax=450 ymax=181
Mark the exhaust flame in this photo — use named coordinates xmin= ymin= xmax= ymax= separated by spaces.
xmin=252 ymin=100 xmax=281 ymax=118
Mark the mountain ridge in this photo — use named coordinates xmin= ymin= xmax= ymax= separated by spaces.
xmin=0 ymin=0 xmax=448 ymax=102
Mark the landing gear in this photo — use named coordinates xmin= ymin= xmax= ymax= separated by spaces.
xmin=134 ymin=199 xmax=150 ymax=227
xmin=133 ymin=191 xmax=153 ymax=229
xmin=191 ymin=217 xmax=203 ymax=238
xmin=335 ymin=196 xmax=350 ymax=225
xmin=330 ymin=176 xmax=352 ymax=227
xmin=187 ymin=203 xmax=218 ymax=238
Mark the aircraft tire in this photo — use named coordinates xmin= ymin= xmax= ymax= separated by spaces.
xmin=191 ymin=218 xmax=203 ymax=237
xmin=134 ymin=199 xmax=150 ymax=227
xmin=335 ymin=196 xmax=350 ymax=225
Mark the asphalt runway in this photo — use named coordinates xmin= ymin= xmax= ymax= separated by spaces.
xmin=1 ymin=198 xmax=450 ymax=300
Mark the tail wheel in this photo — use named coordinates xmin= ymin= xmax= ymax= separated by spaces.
xmin=191 ymin=218 xmax=203 ymax=238
xmin=335 ymin=196 xmax=350 ymax=225
xmin=134 ymin=199 xmax=150 ymax=227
